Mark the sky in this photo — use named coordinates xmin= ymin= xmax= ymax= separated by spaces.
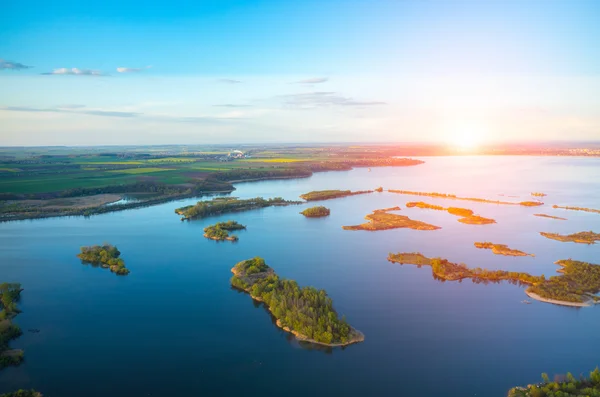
xmin=1 ymin=0 xmax=599 ymax=146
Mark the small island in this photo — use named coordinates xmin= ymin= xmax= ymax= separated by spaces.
xmin=508 ymin=367 xmax=600 ymax=397
xmin=552 ymin=204 xmax=600 ymax=214
xmin=406 ymin=201 xmax=496 ymax=225
xmin=540 ymin=231 xmax=600 ymax=244
xmin=77 ymin=244 xmax=130 ymax=275
xmin=531 ymin=192 xmax=547 ymax=197
xmin=300 ymin=206 xmax=330 ymax=218
xmin=474 ymin=242 xmax=534 ymax=257
xmin=388 ymin=253 xmax=600 ymax=307
xmin=230 ymin=257 xmax=364 ymax=347
xmin=388 ymin=189 xmax=544 ymax=207
xmin=203 ymin=220 xmax=246 ymax=241
xmin=534 ymin=213 xmax=567 ymax=220
xmin=343 ymin=209 xmax=440 ymax=231
xmin=1 ymin=283 xmax=24 ymax=370
xmin=299 ymin=189 xmax=373 ymax=201
xmin=0 ymin=391 xmax=43 ymax=397
xmin=375 ymin=187 xmax=383 ymax=192
xmin=176 ymin=197 xmax=301 ymax=220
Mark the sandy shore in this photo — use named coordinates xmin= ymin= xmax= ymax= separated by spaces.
xmin=525 ymin=290 xmax=593 ymax=307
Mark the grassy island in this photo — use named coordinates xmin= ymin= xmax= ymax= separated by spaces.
xmin=540 ymin=231 xmax=600 ymax=245
xmin=406 ymin=201 xmax=496 ymax=225
xmin=203 ymin=220 xmax=245 ymax=241
xmin=0 ymin=391 xmax=43 ymax=397
xmin=508 ymin=367 xmax=600 ymax=397
xmin=474 ymin=242 xmax=534 ymax=257
xmin=77 ymin=244 xmax=130 ymax=275
xmin=1 ymin=283 xmax=25 ymax=370
xmin=230 ymin=257 xmax=364 ymax=347
xmin=388 ymin=190 xmax=544 ymax=207
xmin=300 ymin=189 xmax=373 ymax=201
xmin=534 ymin=213 xmax=567 ymax=221
xmin=343 ymin=209 xmax=440 ymax=231
xmin=388 ymin=253 xmax=600 ymax=307
xmin=300 ymin=206 xmax=330 ymax=218
xmin=176 ymin=196 xmax=301 ymax=220
xmin=553 ymin=204 xmax=600 ymax=214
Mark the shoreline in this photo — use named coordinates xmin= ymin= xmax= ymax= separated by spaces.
xmin=524 ymin=290 xmax=592 ymax=307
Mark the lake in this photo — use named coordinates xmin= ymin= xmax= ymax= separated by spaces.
xmin=1 ymin=156 xmax=599 ymax=397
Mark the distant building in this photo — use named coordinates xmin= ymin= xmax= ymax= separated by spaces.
xmin=228 ymin=150 xmax=245 ymax=159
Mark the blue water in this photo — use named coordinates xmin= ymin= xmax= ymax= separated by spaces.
xmin=1 ymin=156 xmax=599 ymax=397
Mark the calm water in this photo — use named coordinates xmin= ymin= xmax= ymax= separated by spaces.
xmin=1 ymin=156 xmax=599 ymax=397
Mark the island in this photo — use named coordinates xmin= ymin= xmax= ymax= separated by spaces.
xmin=387 ymin=253 xmax=600 ymax=307
xmin=508 ymin=367 xmax=600 ymax=397
xmin=406 ymin=201 xmax=496 ymax=225
xmin=343 ymin=208 xmax=440 ymax=231
xmin=299 ymin=189 xmax=373 ymax=201
xmin=531 ymin=192 xmax=547 ymax=197
xmin=474 ymin=242 xmax=534 ymax=257
xmin=552 ymin=204 xmax=600 ymax=214
xmin=1 ymin=283 xmax=24 ymax=370
xmin=0 ymin=391 xmax=43 ymax=397
xmin=175 ymin=197 xmax=301 ymax=221
xmin=534 ymin=213 xmax=567 ymax=220
xmin=375 ymin=187 xmax=383 ymax=192
xmin=388 ymin=189 xmax=544 ymax=207
xmin=230 ymin=257 xmax=364 ymax=346
xmin=203 ymin=220 xmax=246 ymax=241
xmin=77 ymin=244 xmax=130 ymax=275
xmin=300 ymin=206 xmax=330 ymax=218
xmin=540 ymin=231 xmax=600 ymax=244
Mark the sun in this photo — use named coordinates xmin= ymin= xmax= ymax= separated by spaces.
xmin=447 ymin=122 xmax=486 ymax=149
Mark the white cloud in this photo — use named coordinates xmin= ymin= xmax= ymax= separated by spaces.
xmin=42 ymin=68 xmax=106 ymax=76
xmin=293 ymin=77 xmax=329 ymax=84
xmin=0 ymin=59 xmax=32 ymax=70
xmin=116 ymin=66 xmax=152 ymax=73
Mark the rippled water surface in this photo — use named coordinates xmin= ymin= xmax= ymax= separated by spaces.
xmin=1 ymin=156 xmax=599 ymax=397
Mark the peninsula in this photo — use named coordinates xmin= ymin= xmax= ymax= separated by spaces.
xmin=508 ymin=367 xmax=600 ymax=397
xmin=552 ymin=204 xmax=600 ymax=214
xmin=1 ymin=283 xmax=24 ymax=370
xmin=474 ymin=242 xmax=534 ymax=257
xmin=406 ymin=201 xmax=496 ymax=225
xmin=534 ymin=213 xmax=567 ymax=220
xmin=300 ymin=189 xmax=373 ymax=201
xmin=387 ymin=253 xmax=600 ymax=307
xmin=343 ymin=208 xmax=440 ymax=231
xmin=388 ymin=189 xmax=544 ymax=207
xmin=176 ymin=197 xmax=302 ymax=220
xmin=300 ymin=206 xmax=330 ymax=218
xmin=540 ymin=231 xmax=600 ymax=244
xmin=230 ymin=257 xmax=364 ymax=347
xmin=203 ymin=220 xmax=246 ymax=241
xmin=77 ymin=244 xmax=130 ymax=275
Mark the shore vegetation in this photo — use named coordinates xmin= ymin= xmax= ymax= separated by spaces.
xmin=508 ymin=367 xmax=600 ymax=397
xmin=0 ymin=283 xmax=24 ymax=370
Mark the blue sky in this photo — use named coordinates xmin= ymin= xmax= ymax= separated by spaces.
xmin=1 ymin=0 xmax=599 ymax=145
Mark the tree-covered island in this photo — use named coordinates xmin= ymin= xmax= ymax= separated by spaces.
xmin=300 ymin=206 xmax=330 ymax=218
xmin=77 ymin=244 xmax=130 ymax=275
xmin=534 ymin=213 xmax=567 ymax=221
xmin=474 ymin=242 xmax=534 ymax=257
xmin=203 ymin=220 xmax=246 ymax=241
xmin=387 ymin=253 xmax=600 ymax=307
xmin=299 ymin=189 xmax=373 ymax=201
xmin=540 ymin=231 xmax=600 ymax=245
xmin=406 ymin=201 xmax=496 ymax=225
xmin=508 ymin=367 xmax=600 ymax=397
xmin=175 ymin=197 xmax=301 ymax=220
xmin=1 ymin=283 xmax=25 ymax=370
xmin=343 ymin=208 xmax=440 ymax=231
xmin=230 ymin=257 xmax=364 ymax=346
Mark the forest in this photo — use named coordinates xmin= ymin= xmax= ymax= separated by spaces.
xmin=203 ymin=220 xmax=246 ymax=241
xmin=300 ymin=206 xmax=331 ymax=217
xmin=508 ymin=367 xmax=600 ymax=397
xmin=231 ymin=257 xmax=362 ymax=346
xmin=176 ymin=197 xmax=301 ymax=220
xmin=0 ymin=283 xmax=24 ymax=370
xmin=77 ymin=244 xmax=130 ymax=275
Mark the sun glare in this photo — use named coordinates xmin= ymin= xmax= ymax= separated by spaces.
xmin=447 ymin=122 xmax=486 ymax=149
